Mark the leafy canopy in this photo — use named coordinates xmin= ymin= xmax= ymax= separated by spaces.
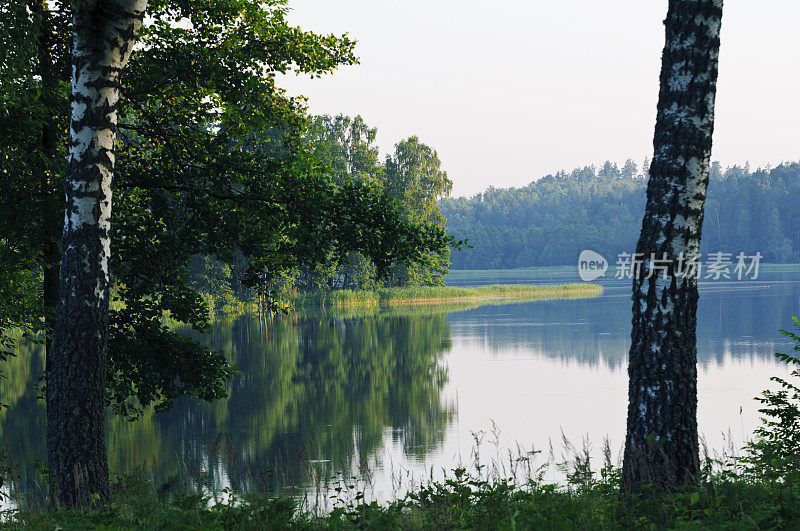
xmin=0 ymin=0 xmax=454 ymax=418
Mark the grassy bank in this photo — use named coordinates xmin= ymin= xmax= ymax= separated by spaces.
xmin=446 ymin=263 xmax=800 ymax=286
xmin=288 ymin=283 xmax=602 ymax=311
xmin=5 ymin=462 xmax=800 ymax=529
xmin=4 ymin=419 xmax=800 ymax=529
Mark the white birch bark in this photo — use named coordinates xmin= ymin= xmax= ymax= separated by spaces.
xmin=622 ymin=0 xmax=723 ymax=491
xmin=48 ymin=0 xmax=148 ymax=507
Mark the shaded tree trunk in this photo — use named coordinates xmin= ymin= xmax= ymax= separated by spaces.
xmin=47 ymin=0 xmax=146 ymax=507
xmin=622 ymin=0 xmax=723 ymax=491
xmin=43 ymin=244 xmax=60 ymax=351
xmin=32 ymin=0 xmax=63 ymax=354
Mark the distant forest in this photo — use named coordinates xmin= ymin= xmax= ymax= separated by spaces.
xmin=442 ymin=160 xmax=800 ymax=269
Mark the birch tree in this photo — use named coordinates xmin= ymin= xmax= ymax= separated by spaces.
xmin=622 ymin=0 xmax=723 ymax=491
xmin=47 ymin=0 xmax=147 ymax=506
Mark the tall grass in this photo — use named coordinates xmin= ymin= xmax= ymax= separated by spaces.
xmin=289 ymin=283 xmax=602 ymax=311
xmin=4 ymin=426 xmax=800 ymax=529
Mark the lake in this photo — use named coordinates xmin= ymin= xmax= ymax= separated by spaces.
xmin=3 ymin=267 xmax=800 ymax=504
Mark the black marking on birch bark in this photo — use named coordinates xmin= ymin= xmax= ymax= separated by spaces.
xmin=47 ymin=0 xmax=147 ymax=507
xmin=622 ymin=0 xmax=723 ymax=492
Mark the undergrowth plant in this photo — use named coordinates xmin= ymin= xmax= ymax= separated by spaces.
xmin=742 ymin=317 xmax=800 ymax=481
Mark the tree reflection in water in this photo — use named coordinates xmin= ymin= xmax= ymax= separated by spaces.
xmin=1 ymin=309 xmax=456 ymax=497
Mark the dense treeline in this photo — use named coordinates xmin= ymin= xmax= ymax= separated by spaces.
xmin=442 ymin=160 xmax=800 ymax=269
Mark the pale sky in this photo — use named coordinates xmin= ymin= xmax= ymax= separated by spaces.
xmin=278 ymin=1 xmax=800 ymax=197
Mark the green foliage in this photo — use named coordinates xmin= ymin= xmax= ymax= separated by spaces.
xmin=305 ymin=115 xmax=383 ymax=185
xmin=742 ymin=317 xmax=800 ymax=481
xmin=444 ymin=160 xmax=800 ymax=268
xmin=0 ymin=1 xmax=452 ymax=419
xmin=0 ymin=243 xmax=41 ymax=377
xmin=188 ymin=256 xmax=237 ymax=307
xmin=7 ymin=458 xmax=800 ymax=529
xmin=291 ymin=117 xmax=457 ymax=292
xmin=383 ymin=136 xmax=453 ymax=286
xmin=384 ymin=136 xmax=453 ymax=224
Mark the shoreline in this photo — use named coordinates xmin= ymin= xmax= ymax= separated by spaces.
xmin=287 ymin=283 xmax=603 ymax=311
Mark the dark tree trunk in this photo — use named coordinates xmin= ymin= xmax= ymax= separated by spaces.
xmin=43 ymin=246 xmax=60 ymax=345
xmin=622 ymin=0 xmax=723 ymax=492
xmin=47 ymin=0 xmax=146 ymax=507
xmin=33 ymin=0 xmax=62 ymax=353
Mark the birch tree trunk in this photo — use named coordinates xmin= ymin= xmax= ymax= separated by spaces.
xmin=622 ymin=0 xmax=723 ymax=491
xmin=48 ymin=0 xmax=147 ymax=506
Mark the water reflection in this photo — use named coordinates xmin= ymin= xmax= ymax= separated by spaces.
xmin=159 ymin=313 xmax=456 ymax=491
xmin=2 ymin=310 xmax=455 ymax=495
xmin=2 ymin=273 xmax=799 ymax=500
xmin=446 ymin=279 xmax=798 ymax=370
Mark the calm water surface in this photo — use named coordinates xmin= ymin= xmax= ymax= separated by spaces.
xmin=3 ymin=269 xmax=800 ymax=501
